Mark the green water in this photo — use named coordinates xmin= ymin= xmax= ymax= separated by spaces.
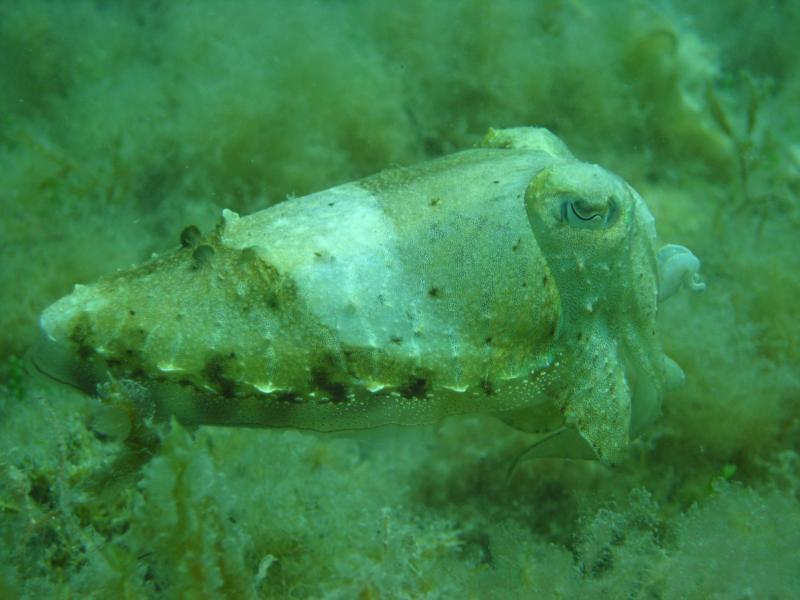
xmin=1 ymin=1 xmax=798 ymax=597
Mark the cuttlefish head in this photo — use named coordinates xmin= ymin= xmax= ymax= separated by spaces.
xmin=522 ymin=160 xmax=698 ymax=462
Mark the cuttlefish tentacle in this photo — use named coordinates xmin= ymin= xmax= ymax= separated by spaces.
xmin=656 ymin=243 xmax=705 ymax=398
xmin=657 ymin=244 xmax=706 ymax=303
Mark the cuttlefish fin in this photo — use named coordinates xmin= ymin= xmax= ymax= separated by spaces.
xmin=496 ymin=402 xmax=565 ymax=434
xmin=506 ymin=426 xmax=597 ymax=482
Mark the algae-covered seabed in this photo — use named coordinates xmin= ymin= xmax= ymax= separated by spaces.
xmin=1 ymin=1 xmax=798 ymax=598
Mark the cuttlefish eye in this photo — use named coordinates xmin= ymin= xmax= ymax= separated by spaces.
xmin=559 ymin=194 xmax=617 ymax=229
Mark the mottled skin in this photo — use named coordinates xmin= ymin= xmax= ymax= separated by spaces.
xmin=38 ymin=128 xmax=702 ymax=463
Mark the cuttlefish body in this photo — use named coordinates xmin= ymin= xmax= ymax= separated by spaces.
xmin=38 ymin=127 xmax=704 ymax=463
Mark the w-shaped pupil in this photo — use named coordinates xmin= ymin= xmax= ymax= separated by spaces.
xmin=561 ymin=196 xmax=615 ymax=228
xmin=570 ymin=202 xmax=603 ymax=222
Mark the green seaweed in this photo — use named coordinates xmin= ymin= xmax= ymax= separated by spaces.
xmin=1 ymin=0 xmax=799 ymax=597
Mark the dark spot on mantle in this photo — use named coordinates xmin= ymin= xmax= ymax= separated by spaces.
xmin=191 ymin=244 xmax=215 ymax=269
xmin=203 ymin=353 xmax=237 ymax=398
xmin=400 ymin=376 xmax=429 ymax=399
xmin=311 ymin=366 xmax=348 ymax=404
xmin=180 ymin=225 xmax=202 ymax=248
xmin=274 ymin=391 xmax=302 ymax=404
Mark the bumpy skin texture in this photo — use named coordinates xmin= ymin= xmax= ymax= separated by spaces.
xmin=39 ymin=128 xmax=696 ymax=463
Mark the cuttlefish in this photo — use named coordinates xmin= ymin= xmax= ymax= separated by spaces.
xmin=36 ymin=127 xmax=704 ymax=463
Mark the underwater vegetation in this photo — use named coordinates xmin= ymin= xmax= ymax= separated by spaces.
xmin=1 ymin=0 xmax=798 ymax=598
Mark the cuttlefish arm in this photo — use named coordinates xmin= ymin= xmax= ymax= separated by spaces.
xmin=508 ymin=247 xmax=707 ymax=474
xmin=502 ymin=320 xmax=633 ymax=473
xmin=657 ymin=244 xmax=706 ymax=303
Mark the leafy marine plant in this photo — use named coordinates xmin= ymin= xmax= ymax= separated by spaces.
xmin=706 ymin=73 xmax=799 ymax=230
